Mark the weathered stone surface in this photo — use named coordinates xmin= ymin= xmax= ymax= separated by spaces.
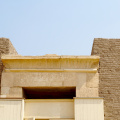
xmin=1 ymin=87 xmax=10 ymax=95
xmin=1 ymin=87 xmax=22 ymax=98
xmin=0 ymin=38 xmax=17 ymax=94
xmin=92 ymin=38 xmax=120 ymax=120
xmin=86 ymin=73 xmax=99 ymax=88
xmin=76 ymin=87 xmax=98 ymax=97
xmin=1 ymin=73 xmax=14 ymax=87
xmin=1 ymin=55 xmax=99 ymax=69
xmin=0 ymin=38 xmax=99 ymax=98
xmin=8 ymin=87 xmax=23 ymax=98
xmin=1 ymin=71 xmax=99 ymax=97
xmin=1 ymin=57 xmax=99 ymax=98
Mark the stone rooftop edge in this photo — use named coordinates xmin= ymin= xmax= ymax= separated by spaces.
xmin=1 ymin=55 xmax=100 ymax=60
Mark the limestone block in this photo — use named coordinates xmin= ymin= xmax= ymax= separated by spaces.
xmin=86 ymin=73 xmax=99 ymax=88
xmin=1 ymin=87 xmax=23 ymax=97
xmin=13 ymin=72 xmax=49 ymax=87
xmin=1 ymin=72 xmax=14 ymax=87
xmin=63 ymin=80 xmax=76 ymax=86
xmin=76 ymin=73 xmax=87 ymax=97
xmin=86 ymin=88 xmax=98 ymax=97
xmin=1 ymin=87 xmax=10 ymax=95
xmin=76 ymin=87 xmax=98 ymax=97
xmin=76 ymin=87 xmax=87 ymax=97
xmin=50 ymin=81 xmax=63 ymax=86
xmin=63 ymin=73 xmax=78 ymax=81
xmin=13 ymin=72 xmax=78 ymax=87
xmin=7 ymin=87 xmax=23 ymax=98
xmin=76 ymin=73 xmax=86 ymax=88
xmin=1 ymin=71 xmax=99 ymax=97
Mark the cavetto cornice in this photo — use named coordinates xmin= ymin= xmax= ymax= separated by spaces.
xmin=1 ymin=55 xmax=99 ymax=72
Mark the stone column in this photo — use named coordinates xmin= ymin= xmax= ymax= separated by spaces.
xmin=74 ymin=97 xmax=104 ymax=120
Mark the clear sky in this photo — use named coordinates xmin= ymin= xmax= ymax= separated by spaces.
xmin=0 ymin=0 xmax=120 ymax=56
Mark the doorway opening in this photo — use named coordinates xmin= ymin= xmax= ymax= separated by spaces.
xmin=23 ymin=87 xmax=76 ymax=99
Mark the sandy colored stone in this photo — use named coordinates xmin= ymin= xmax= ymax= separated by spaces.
xmin=1 ymin=62 xmax=99 ymax=98
xmin=86 ymin=73 xmax=99 ymax=88
xmin=1 ymin=87 xmax=10 ymax=95
xmin=8 ymin=87 xmax=23 ymax=98
xmin=76 ymin=87 xmax=98 ymax=97
xmin=0 ymin=38 xmax=99 ymax=98
xmin=1 ymin=72 xmax=14 ymax=87
xmin=1 ymin=55 xmax=99 ymax=69
xmin=1 ymin=71 xmax=99 ymax=97
xmin=92 ymin=38 xmax=120 ymax=120
xmin=0 ymin=38 xmax=17 ymax=94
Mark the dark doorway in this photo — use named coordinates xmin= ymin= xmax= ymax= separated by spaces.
xmin=23 ymin=87 xmax=76 ymax=99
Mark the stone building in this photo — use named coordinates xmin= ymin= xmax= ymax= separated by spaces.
xmin=0 ymin=38 xmax=119 ymax=120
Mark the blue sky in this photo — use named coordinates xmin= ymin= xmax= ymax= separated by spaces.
xmin=0 ymin=0 xmax=120 ymax=55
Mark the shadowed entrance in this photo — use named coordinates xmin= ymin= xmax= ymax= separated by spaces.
xmin=23 ymin=87 xmax=76 ymax=99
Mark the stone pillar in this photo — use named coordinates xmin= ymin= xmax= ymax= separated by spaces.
xmin=91 ymin=38 xmax=120 ymax=120
xmin=74 ymin=97 xmax=104 ymax=120
xmin=0 ymin=38 xmax=17 ymax=95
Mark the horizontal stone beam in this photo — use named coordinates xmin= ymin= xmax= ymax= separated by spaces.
xmin=1 ymin=55 xmax=100 ymax=60
xmin=4 ymin=69 xmax=98 ymax=73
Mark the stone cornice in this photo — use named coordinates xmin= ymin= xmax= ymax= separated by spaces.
xmin=1 ymin=55 xmax=99 ymax=70
xmin=1 ymin=55 xmax=100 ymax=60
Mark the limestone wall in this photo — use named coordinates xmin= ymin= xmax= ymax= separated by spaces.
xmin=1 ymin=56 xmax=99 ymax=98
xmin=0 ymin=38 xmax=99 ymax=100
xmin=0 ymin=38 xmax=17 ymax=95
xmin=91 ymin=38 xmax=120 ymax=120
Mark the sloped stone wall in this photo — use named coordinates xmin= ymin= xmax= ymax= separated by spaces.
xmin=92 ymin=38 xmax=120 ymax=120
xmin=0 ymin=38 xmax=17 ymax=94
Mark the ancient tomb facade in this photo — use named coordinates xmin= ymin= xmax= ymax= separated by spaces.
xmin=0 ymin=38 xmax=104 ymax=120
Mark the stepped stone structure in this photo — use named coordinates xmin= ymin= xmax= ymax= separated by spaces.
xmin=92 ymin=38 xmax=120 ymax=120
xmin=0 ymin=37 xmax=119 ymax=120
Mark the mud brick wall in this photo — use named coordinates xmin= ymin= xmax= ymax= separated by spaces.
xmin=91 ymin=38 xmax=120 ymax=120
xmin=0 ymin=38 xmax=17 ymax=94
